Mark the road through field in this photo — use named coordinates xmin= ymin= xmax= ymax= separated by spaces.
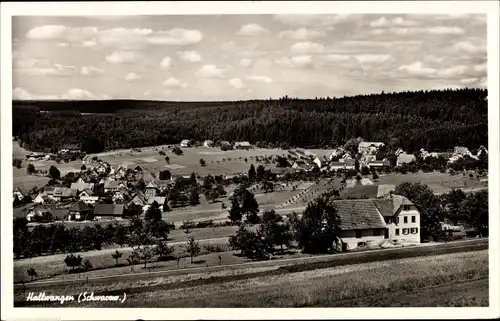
xmin=15 ymin=238 xmax=487 ymax=291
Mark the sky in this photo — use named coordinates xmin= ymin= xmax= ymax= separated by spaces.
xmin=12 ymin=14 xmax=487 ymax=101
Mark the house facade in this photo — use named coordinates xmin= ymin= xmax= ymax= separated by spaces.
xmin=332 ymin=194 xmax=421 ymax=250
xmin=234 ymin=141 xmax=252 ymax=150
xmin=358 ymin=142 xmax=385 ymax=155
xmin=180 ymin=140 xmax=191 ymax=148
xmin=396 ymin=153 xmax=416 ymax=167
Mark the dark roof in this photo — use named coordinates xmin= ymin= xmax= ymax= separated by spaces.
xmin=333 ymin=199 xmax=387 ymax=230
xmin=50 ymin=209 xmax=69 ymax=219
xmin=53 ymin=187 xmax=78 ymax=197
xmin=373 ymin=199 xmax=394 ymax=217
xmin=93 ymin=204 xmax=125 ymax=216
xmin=391 ymin=195 xmax=414 ymax=214
xmin=69 ymin=200 xmax=89 ymax=212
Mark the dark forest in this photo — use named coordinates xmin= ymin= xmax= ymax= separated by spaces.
xmin=12 ymin=88 xmax=488 ymax=154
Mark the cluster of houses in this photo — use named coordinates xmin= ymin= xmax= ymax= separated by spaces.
xmin=25 ymin=144 xmax=82 ymax=161
xmin=180 ymin=139 xmax=253 ymax=150
xmin=288 ymin=142 xmax=488 ymax=173
xmin=15 ymin=157 xmax=194 ymax=223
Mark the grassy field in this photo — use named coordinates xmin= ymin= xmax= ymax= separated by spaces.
xmin=16 ymin=249 xmax=488 ymax=307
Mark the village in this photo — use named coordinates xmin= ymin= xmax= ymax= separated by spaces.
xmin=13 ymin=138 xmax=488 ymax=246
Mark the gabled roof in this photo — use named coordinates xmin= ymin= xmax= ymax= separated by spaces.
xmin=70 ymin=182 xmax=95 ymax=191
xmin=332 ymin=199 xmax=387 ymax=230
xmin=180 ymin=139 xmax=190 ymax=144
xmin=69 ymin=200 xmax=90 ymax=212
xmin=145 ymin=181 xmax=159 ymax=189
xmin=391 ymin=194 xmax=414 ymax=215
xmin=93 ymin=204 xmax=125 ymax=216
xmin=79 ymin=188 xmax=94 ymax=196
xmin=397 ymin=153 xmax=416 ymax=164
xmin=104 ymin=180 xmax=121 ymax=189
xmin=372 ymin=199 xmax=394 ymax=216
xmin=147 ymin=196 xmax=166 ymax=205
xmin=53 ymin=187 xmax=78 ymax=197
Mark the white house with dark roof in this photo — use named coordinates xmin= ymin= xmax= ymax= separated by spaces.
xmin=180 ymin=139 xmax=191 ymax=148
xmin=358 ymin=142 xmax=385 ymax=155
xmin=396 ymin=153 xmax=416 ymax=167
xmin=70 ymin=182 xmax=95 ymax=192
xmin=234 ymin=141 xmax=252 ymax=149
xmin=332 ymin=194 xmax=420 ymax=250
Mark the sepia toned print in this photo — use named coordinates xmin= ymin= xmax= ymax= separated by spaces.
xmin=7 ymin=8 xmax=492 ymax=312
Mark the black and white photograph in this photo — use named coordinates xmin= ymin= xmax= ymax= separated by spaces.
xmin=1 ymin=1 xmax=499 ymax=319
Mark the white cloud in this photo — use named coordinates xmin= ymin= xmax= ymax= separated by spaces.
xmin=453 ymin=41 xmax=486 ymax=54
xmin=397 ymin=61 xmax=437 ymax=77
xmin=369 ymin=16 xmax=418 ymax=28
xmin=237 ymin=24 xmax=269 ymax=36
xmin=321 ymin=54 xmax=351 ymax=62
xmin=98 ymin=28 xmax=153 ymax=49
xmin=229 ymin=78 xmax=245 ymax=89
xmin=373 ymin=26 xmax=465 ymax=36
xmin=177 ymin=50 xmax=201 ymax=63
xmin=13 ymin=87 xmax=104 ymax=100
xmin=15 ymin=63 xmax=78 ymax=77
xmin=80 ymin=66 xmax=104 ymax=76
xmin=196 ymin=64 xmax=227 ymax=78
xmin=56 ymin=42 xmax=69 ymax=48
xmin=436 ymin=65 xmax=469 ymax=79
xmin=273 ymin=14 xmax=351 ymax=29
xmin=275 ymin=55 xmax=314 ymax=68
xmin=162 ymin=77 xmax=187 ymax=89
xmin=355 ymin=54 xmax=393 ymax=64
xmin=424 ymin=55 xmax=445 ymax=64
xmin=125 ymin=72 xmax=140 ymax=82
xmin=160 ymin=56 xmax=172 ymax=70
xmin=460 ymin=78 xmax=479 ymax=85
xmin=247 ymin=75 xmax=273 ymax=84
xmin=147 ymin=28 xmax=203 ymax=45
xmin=105 ymin=51 xmax=139 ymax=64
xmin=240 ymin=58 xmax=253 ymax=68
xmin=290 ymin=42 xmax=324 ymax=54
xmin=278 ymin=28 xmax=326 ymax=40
xmin=26 ymin=25 xmax=67 ymax=40
xmin=82 ymin=38 xmax=97 ymax=47
xmin=427 ymin=26 xmax=465 ymax=35
xmin=473 ymin=63 xmax=487 ymax=73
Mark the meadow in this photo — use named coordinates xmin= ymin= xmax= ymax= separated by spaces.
xmin=16 ymin=249 xmax=488 ymax=307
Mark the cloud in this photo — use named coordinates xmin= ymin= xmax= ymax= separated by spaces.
xmin=247 ymin=75 xmax=273 ymax=84
xmin=273 ymin=14 xmax=351 ymax=29
xmin=147 ymin=28 xmax=203 ymax=45
xmin=397 ymin=61 xmax=437 ymax=77
xmin=15 ymin=63 xmax=78 ymax=77
xmin=278 ymin=28 xmax=326 ymax=40
xmin=436 ymin=65 xmax=469 ymax=79
xmin=26 ymin=25 xmax=67 ymax=40
xmin=237 ymin=24 xmax=269 ymax=36
xmin=473 ymin=63 xmax=487 ymax=73
xmin=369 ymin=16 xmax=418 ymax=28
xmin=105 ymin=51 xmax=139 ymax=64
xmin=240 ymin=58 xmax=253 ymax=68
xmin=460 ymin=78 xmax=479 ymax=85
xmin=453 ymin=41 xmax=486 ymax=54
xmin=80 ymin=66 xmax=104 ymax=76
xmin=275 ymin=55 xmax=314 ymax=68
xmin=321 ymin=54 xmax=351 ymax=62
xmin=196 ymin=64 xmax=227 ymax=78
xmin=229 ymin=78 xmax=245 ymax=89
xmin=355 ymin=54 xmax=393 ymax=64
xmin=13 ymin=87 xmax=104 ymax=100
xmin=162 ymin=77 xmax=187 ymax=89
xmin=424 ymin=55 xmax=445 ymax=64
xmin=371 ymin=26 xmax=465 ymax=36
xmin=177 ymin=50 xmax=201 ymax=63
xmin=26 ymin=25 xmax=203 ymax=49
xmin=125 ymin=72 xmax=140 ymax=82
xmin=82 ymin=38 xmax=97 ymax=47
xmin=160 ymin=56 xmax=172 ymax=69
xmin=56 ymin=42 xmax=69 ymax=48
xmin=290 ymin=42 xmax=324 ymax=54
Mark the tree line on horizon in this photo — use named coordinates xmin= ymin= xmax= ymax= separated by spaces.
xmin=12 ymin=88 xmax=487 ymax=154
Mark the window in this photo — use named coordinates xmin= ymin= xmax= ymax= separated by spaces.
xmin=411 ymin=228 xmax=418 ymax=234
xmin=355 ymin=230 xmax=362 ymax=238
xmin=395 ymin=217 xmax=400 ymax=224
xmin=395 ymin=228 xmax=400 ymax=235
xmin=386 ymin=217 xmax=392 ymax=224
xmin=403 ymin=228 xmax=409 ymax=235
xmin=411 ymin=216 xmax=416 ymax=223
xmin=404 ymin=205 xmax=411 ymax=211
xmin=404 ymin=216 xmax=408 ymax=224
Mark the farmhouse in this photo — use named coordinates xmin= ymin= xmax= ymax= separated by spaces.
xmin=180 ymin=140 xmax=191 ymax=148
xmin=145 ymin=181 xmax=159 ymax=198
xmin=112 ymin=189 xmax=128 ymax=203
xmin=332 ymin=194 xmax=420 ymax=250
xmin=70 ymin=182 xmax=95 ymax=192
xmin=328 ymin=148 xmax=345 ymax=161
xmin=128 ymin=193 xmax=147 ymax=207
xmin=104 ymin=180 xmax=123 ymax=193
xmin=13 ymin=187 xmax=26 ymax=201
xmin=79 ymin=190 xmax=99 ymax=205
xmin=292 ymin=160 xmax=313 ymax=171
xmin=234 ymin=141 xmax=252 ymax=150
xmin=93 ymin=204 xmax=125 ymax=220
xmin=203 ymin=140 xmax=213 ymax=147
xmin=368 ymin=160 xmax=390 ymax=169
xmin=396 ymin=153 xmax=416 ymax=167
xmin=358 ymin=142 xmax=385 ymax=155
xmin=33 ymin=194 xmax=49 ymax=204
xmin=339 ymin=153 xmax=353 ymax=163
xmin=26 ymin=206 xmax=68 ymax=222
xmin=51 ymin=187 xmax=77 ymax=202
xmin=68 ymin=200 xmax=91 ymax=221
xmin=60 ymin=144 xmax=81 ymax=153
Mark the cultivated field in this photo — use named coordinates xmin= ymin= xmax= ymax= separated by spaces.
xmin=15 ymin=249 xmax=488 ymax=307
